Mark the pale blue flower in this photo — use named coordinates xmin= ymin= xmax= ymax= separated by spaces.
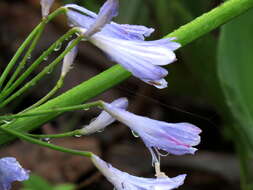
xmin=91 ymin=154 xmax=186 ymax=190
xmin=65 ymin=4 xmax=155 ymax=41
xmin=85 ymin=0 xmax=119 ymax=37
xmin=81 ymin=97 xmax=128 ymax=135
xmin=102 ymin=102 xmax=201 ymax=163
xmin=65 ymin=2 xmax=180 ymax=89
xmin=0 ymin=157 xmax=29 ymax=190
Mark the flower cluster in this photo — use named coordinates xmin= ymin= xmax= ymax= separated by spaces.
xmin=61 ymin=0 xmax=201 ymax=189
xmin=0 ymin=1 xmax=201 ymax=189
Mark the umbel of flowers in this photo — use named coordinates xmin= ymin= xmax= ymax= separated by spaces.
xmin=0 ymin=0 xmax=201 ymax=189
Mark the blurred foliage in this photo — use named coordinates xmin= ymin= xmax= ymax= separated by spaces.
xmin=21 ymin=174 xmax=75 ymax=190
xmin=218 ymin=8 xmax=253 ymax=190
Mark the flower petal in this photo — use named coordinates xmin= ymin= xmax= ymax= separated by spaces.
xmin=91 ymin=154 xmax=186 ymax=190
xmin=0 ymin=157 xmax=29 ymax=190
xmin=85 ymin=0 xmax=119 ymax=37
xmin=61 ymin=41 xmax=78 ymax=76
xmin=66 ymin=4 xmax=154 ymax=41
xmin=103 ymin=102 xmax=201 ymax=158
xmin=81 ymin=98 xmax=128 ymax=135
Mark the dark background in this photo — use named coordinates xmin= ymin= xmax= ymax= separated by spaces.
xmin=0 ymin=0 xmax=240 ymax=189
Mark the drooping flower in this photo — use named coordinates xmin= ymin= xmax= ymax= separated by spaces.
xmin=65 ymin=2 xmax=180 ymax=89
xmin=40 ymin=0 xmax=54 ymax=17
xmin=61 ymin=40 xmax=78 ymax=77
xmin=80 ymin=97 xmax=128 ymax=135
xmin=0 ymin=157 xmax=29 ymax=190
xmin=102 ymin=101 xmax=201 ymax=163
xmin=91 ymin=154 xmax=186 ymax=190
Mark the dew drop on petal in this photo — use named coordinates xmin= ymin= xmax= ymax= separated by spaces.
xmin=131 ymin=130 xmax=139 ymax=138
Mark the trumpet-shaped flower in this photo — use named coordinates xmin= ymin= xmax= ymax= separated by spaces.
xmin=81 ymin=98 xmax=128 ymax=135
xmin=65 ymin=2 xmax=180 ymax=89
xmin=0 ymin=157 xmax=29 ymax=190
xmin=91 ymin=154 xmax=186 ymax=190
xmin=102 ymin=102 xmax=201 ymax=163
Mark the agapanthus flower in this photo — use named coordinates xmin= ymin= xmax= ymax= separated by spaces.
xmin=91 ymin=154 xmax=186 ymax=190
xmin=40 ymin=0 xmax=54 ymax=17
xmin=102 ymin=101 xmax=202 ymax=163
xmin=65 ymin=1 xmax=180 ymax=89
xmin=80 ymin=97 xmax=128 ymax=135
xmin=61 ymin=40 xmax=78 ymax=77
xmin=0 ymin=157 xmax=29 ymax=190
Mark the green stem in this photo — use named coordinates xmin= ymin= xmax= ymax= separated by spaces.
xmin=27 ymin=129 xmax=82 ymax=139
xmin=0 ymin=7 xmax=67 ymax=90
xmin=1 ymin=0 xmax=253 ymax=144
xmin=0 ymin=126 xmax=91 ymax=157
xmin=25 ymin=76 xmax=65 ymax=111
xmin=0 ymin=101 xmax=102 ymax=120
xmin=0 ymin=28 xmax=78 ymax=103
xmin=3 ymin=25 xmax=45 ymax=91
xmin=166 ymin=0 xmax=253 ymax=46
xmin=0 ymin=36 xmax=83 ymax=108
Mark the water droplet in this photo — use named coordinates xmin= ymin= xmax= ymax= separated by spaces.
xmin=41 ymin=138 xmax=50 ymax=143
xmin=3 ymin=120 xmax=12 ymax=124
xmin=131 ymin=130 xmax=139 ymax=138
xmin=75 ymin=32 xmax=81 ymax=37
xmin=43 ymin=56 xmax=48 ymax=61
xmin=54 ymin=42 xmax=62 ymax=51
xmin=157 ymin=149 xmax=169 ymax=157
xmin=83 ymin=108 xmax=90 ymax=111
xmin=27 ymin=54 xmax=32 ymax=59
xmin=97 ymin=129 xmax=104 ymax=133
xmin=74 ymin=135 xmax=82 ymax=138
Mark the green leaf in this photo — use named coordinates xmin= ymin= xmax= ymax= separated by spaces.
xmin=218 ymin=8 xmax=253 ymax=144
xmin=218 ymin=7 xmax=253 ymax=190
xmin=21 ymin=174 xmax=53 ymax=190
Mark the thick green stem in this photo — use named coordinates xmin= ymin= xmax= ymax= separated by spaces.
xmin=0 ymin=0 xmax=253 ymax=144
xmin=0 ymin=126 xmax=91 ymax=157
xmin=0 ymin=7 xmax=67 ymax=90
xmin=166 ymin=0 xmax=253 ymax=45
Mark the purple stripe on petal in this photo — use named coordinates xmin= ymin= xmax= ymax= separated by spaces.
xmin=102 ymin=103 xmax=201 ymax=161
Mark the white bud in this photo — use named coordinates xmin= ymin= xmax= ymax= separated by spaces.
xmin=61 ymin=40 xmax=78 ymax=77
xmin=40 ymin=0 xmax=55 ymax=18
xmin=81 ymin=98 xmax=128 ymax=135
